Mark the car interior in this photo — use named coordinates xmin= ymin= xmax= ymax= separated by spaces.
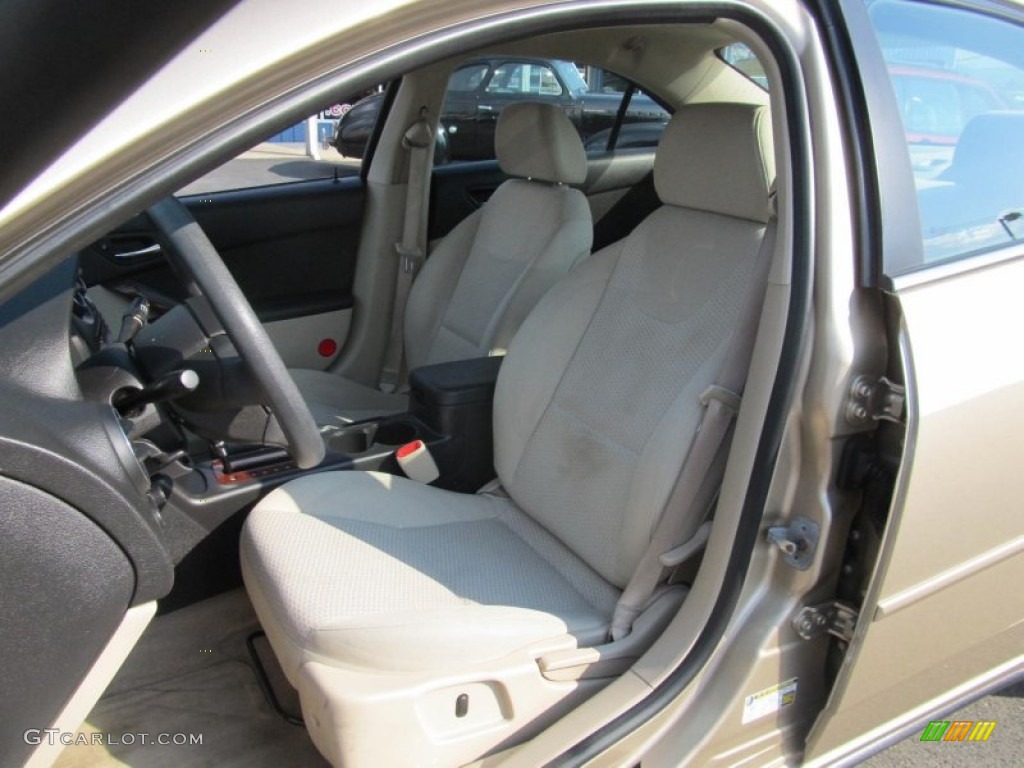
xmin=4 ymin=17 xmax=808 ymax=768
xmin=290 ymin=99 xmax=595 ymax=426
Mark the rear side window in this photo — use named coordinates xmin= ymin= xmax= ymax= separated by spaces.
xmin=485 ymin=62 xmax=563 ymax=96
xmin=448 ymin=64 xmax=489 ymax=92
xmin=868 ymin=0 xmax=1024 ymax=269
xmin=579 ymin=67 xmax=670 ymax=155
xmin=719 ymin=43 xmax=768 ymax=89
xmin=435 ymin=59 xmax=669 ymax=167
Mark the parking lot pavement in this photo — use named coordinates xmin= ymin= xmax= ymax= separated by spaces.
xmin=178 ymin=142 xmax=361 ymax=196
xmin=862 ymin=681 xmax=1023 ymax=767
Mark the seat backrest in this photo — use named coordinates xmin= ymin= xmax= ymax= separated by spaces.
xmin=493 ymin=103 xmax=775 ymax=588
xmin=403 ymin=102 xmax=592 ymax=371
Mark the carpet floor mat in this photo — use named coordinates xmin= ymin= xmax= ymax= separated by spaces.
xmin=54 ymin=589 xmax=325 ymax=768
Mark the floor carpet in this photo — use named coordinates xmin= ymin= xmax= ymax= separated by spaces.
xmin=54 ymin=589 xmax=326 ymax=768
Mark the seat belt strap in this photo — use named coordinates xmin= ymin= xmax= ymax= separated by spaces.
xmin=610 ymin=219 xmax=777 ymax=641
xmin=381 ymin=111 xmax=433 ymax=391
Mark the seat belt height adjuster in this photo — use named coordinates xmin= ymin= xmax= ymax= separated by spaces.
xmin=395 ymin=243 xmax=423 ymax=275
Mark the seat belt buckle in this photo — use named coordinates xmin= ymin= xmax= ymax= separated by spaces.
xmin=395 ymin=243 xmax=423 ymax=275
xmin=395 ymin=440 xmax=439 ymax=484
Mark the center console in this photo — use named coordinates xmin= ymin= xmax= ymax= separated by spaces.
xmin=408 ymin=355 xmax=503 ymax=491
xmin=174 ymin=356 xmax=505 ymax=523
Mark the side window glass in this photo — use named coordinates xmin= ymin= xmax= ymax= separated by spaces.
xmin=719 ymin=43 xmax=769 ymax=89
xmin=435 ymin=60 xmax=669 ymax=167
xmin=448 ymin=64 xmax=489 ymax=92
xmin=579 ymin=65 xmax=670 ymax=154
xmin=485 ymin=62 xmax=563 ymax=96
xmin=178 ymin=91 xmax=383 ymax=195
xmin=868 ymin=1 xmax=1024 ymax=269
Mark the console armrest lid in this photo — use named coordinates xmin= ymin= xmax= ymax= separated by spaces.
xmin=409 ymin=356 xmax=504 ymax=407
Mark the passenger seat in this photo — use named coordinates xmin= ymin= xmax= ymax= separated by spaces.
xmin=291 ymin=101 xmax=593 ymax=424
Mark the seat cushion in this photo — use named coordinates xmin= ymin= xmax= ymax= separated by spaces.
xmin=241 ymin=471 xmax=620 ymax=677
xmin=289 ymin=368 xmax=406 ymax=425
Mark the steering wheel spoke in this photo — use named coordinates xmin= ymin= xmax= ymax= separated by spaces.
xmin=147 ymin=197 xmax=325 ymax=469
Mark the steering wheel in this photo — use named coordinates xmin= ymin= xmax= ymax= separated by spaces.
xmin=147 ymin=197 xmax=325 ymax=469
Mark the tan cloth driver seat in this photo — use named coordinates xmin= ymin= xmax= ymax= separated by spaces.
xmin=242 ymin=102 xmax=775 ymax=767
xmin=290 ymin=101 xmax=593 ymax=425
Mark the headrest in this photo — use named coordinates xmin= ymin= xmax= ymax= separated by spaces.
xmin=654 ymin=103 xmax=775 ymax=223
xmin=495 ymin=102 xmax=587 ymax=185
xmin=943 ymin=111 xmax=1024 ymax=192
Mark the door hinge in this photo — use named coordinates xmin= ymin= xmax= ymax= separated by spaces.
xmin=845 ymin=375 xmax=905 ymax=427
xmin=793 ymin=601 xmax=859 ymax=644
xmin=766 ymin=516 xmax=820 ymax=570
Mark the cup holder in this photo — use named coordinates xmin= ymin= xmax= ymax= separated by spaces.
xmin=373 ymin=421 xmax=418 ymax=446
xmin=325 ymin=420 xmax=420 ymax=456
xmin=328 ymin=428 xmax=370 ymax=454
